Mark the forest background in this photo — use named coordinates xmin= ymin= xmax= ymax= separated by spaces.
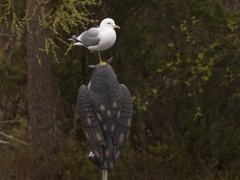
xmin=0 ymin=0 xmax=240 ymax=179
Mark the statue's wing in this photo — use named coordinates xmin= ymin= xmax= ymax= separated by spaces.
xmin=77 ymin=85 xmax=105 ymax=164
xmin=113 ymin=84 xmax=133 ymax=161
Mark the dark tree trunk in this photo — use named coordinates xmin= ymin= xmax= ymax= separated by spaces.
xmin=26 ymin=0 xmax=55 ymax=143
xmin=26 ymin=0 xmax=58 ymax=179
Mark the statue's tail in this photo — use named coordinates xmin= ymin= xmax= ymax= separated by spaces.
xmin=88 ymin=144 xmax=115 ymax=171
xmin=102 ymin=145 xmax=114 ymax=170
xmin=88 ymin=151 xmax=101 ymax=168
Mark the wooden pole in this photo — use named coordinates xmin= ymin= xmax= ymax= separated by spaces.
xmin=102 ymin=170 xmax=108 ymax=180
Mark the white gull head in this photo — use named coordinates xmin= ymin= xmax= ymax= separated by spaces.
xmin=100 ymin=18 xmax=120 ymax=29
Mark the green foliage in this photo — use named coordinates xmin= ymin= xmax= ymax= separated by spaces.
xmin=39 ymin=0 xmax=101 ymax=62
xmin=0 ymin=0 xmax=101 ymax=61
xmin=1 ymin=0 xmax=240 ymax=179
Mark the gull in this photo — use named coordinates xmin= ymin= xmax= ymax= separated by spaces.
xmin=69 ymin=18 xmax=120 ymax=66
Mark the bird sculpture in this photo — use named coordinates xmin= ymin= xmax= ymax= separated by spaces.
xmin=77 ymin=59 xmax=133 ymax=173
xmin=69 ymin=18 xmax=120 ymax=66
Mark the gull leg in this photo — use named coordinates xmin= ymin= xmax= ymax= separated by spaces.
xmin=98 ymin=52 xmax=106 ymax=66
xmin=98 ymin=51 xmax=102 ymax=62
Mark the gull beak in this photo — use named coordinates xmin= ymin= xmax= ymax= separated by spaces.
xmin=114 ymin=24 xmax=120 ymax=29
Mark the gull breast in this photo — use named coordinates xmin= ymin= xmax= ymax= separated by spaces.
xmin=89 ymin=28 xmax=116 ymax=51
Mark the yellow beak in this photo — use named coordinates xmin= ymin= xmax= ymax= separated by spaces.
xmin=114 ymin=24 xmax=120 ymax=29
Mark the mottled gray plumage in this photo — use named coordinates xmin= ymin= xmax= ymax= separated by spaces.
xmin=77 ymin=62 xmax=133 ymax=170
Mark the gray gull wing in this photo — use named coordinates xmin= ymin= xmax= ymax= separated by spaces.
xmin=79 ymin=28 xmax=101 ymax=47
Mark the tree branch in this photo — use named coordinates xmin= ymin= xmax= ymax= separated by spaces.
xmin=0 ymin=119 xmax=25 ymax=124
xmin=0 ymin=139 xmax=10 ymax=144
xmin=0 ymin=131 xmax=28 ymax=146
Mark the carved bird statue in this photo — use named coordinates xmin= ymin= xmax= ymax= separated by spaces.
xmin=77 ymin=59 xmax=133 ymax=174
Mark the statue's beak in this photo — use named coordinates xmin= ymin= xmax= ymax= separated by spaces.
xmin=114 ymin=24 xmax=120 ymax=29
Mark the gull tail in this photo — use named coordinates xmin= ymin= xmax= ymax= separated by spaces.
xmin=68 ymin=35 xmax=83 ymax=46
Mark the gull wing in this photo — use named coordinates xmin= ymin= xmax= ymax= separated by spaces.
xmin=78 ymin=28 xmax=101 ymax=47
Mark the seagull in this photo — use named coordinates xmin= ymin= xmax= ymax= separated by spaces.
xmin=69 ymin=18 xmax=120 ymax=66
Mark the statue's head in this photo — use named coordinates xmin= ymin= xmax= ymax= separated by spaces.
xmin=88 ymin=59 xmax=119 ymax=93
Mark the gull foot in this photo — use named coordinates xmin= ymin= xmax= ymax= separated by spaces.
xmin=89 ymin=57 xmax=114 ymax=68
xmin=99 ymin=57 xmax=113 ymax=66
xmin=99 ymin=61 xmax=107 ymax=66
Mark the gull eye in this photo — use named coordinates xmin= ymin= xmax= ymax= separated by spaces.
xmin=108 ymin=22 xmax=111 ymax=24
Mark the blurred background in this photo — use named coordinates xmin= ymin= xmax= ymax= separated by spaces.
xmin=1 ymin=0 xmax=240 ymax=179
